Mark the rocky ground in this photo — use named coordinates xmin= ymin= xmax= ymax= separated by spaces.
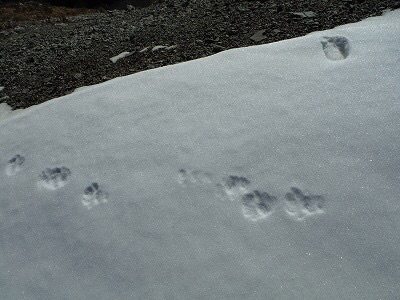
xmin=1 ymin=0 xmax=399 ymax=109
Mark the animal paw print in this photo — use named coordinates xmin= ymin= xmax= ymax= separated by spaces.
xmin=284 ymin=187 xmax=325 ymax=220
xmin=242 ymin=190 xmax=278 ymax=221
xmin=321 ymin=36 xmax=350 ymax=61
xmin=38 ymin=167 xmax=71 ymax=190
xmin=177 ymin=168 xmax=213 ymax=186
xmin=6 ymin=154 xmax=25 ymax=176
xmin=82 ymin=182 xmax=108 ymax=210
xmin=216 ymin=175 xmax=251 ymax=201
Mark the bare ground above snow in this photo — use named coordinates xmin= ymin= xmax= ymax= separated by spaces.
xmin=0 ymin=0 xmax=399 ymax=109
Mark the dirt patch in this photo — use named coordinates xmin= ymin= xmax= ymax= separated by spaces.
xmin=0 ymin=1 xmax=99 ymax=27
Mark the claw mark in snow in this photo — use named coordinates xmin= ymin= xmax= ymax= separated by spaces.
xmin=6 ymin=154 xmax=25 ymax=176
xmin=38 ymin=167 xmax=71 ymax=190
xmin=321 ymin=36 xmax=350 ymax=60
xmin=284 ymin=187 xmax=325 ymax=220
xmin=82 ymin=182 xmax=109 ymax=209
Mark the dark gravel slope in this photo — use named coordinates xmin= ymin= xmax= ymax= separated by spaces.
xmin=1 ymin=0 xmax=399 ymax=109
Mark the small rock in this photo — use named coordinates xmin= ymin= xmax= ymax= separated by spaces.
xmin=205 ymin=38 xmax=220 ymax=44
xmin=74 ymin=73 xmax=83 ymax=79
xmin=0 ymin=31 xmax=10 ymax=37
xmin=211 ymin=44 xmax=225 ymax=53
xmin=26 ymin=57 xmax=35 ymax=64
xmin=226 ymin=29 xmax=239 ymax=36
xmin=290 ymin=11 xmax=317 ymax=18
xmin=13 ymin=26 xmax=25 ymax=33
xmin=27 ymin=41 xmax=35 ymax=48
xmin=238 ymin=6 xmax=250 ymax=12
xmin=276 ymin=4 xmax=285 ymax=12
xmin=250 ymin=29 xmax=267 ymax=42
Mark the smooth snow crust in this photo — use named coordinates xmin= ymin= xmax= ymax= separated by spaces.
xmin=0 ymin=10 xmax=399 ymax=299
xmin=0 ymin=103 xmax=22 ymax=121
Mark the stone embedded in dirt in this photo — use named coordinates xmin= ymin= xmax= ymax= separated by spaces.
xmin=237 ymin=6 xmax=250 ymax=12
xmin=13 ymin=26 xmax=25 ymax=33
xmin=250 ymin=29 xmax=267 ymax=42
xmin=26 ymin=57 xmax=35 ymax=64
xmin=205 ymin=38 xmax=220 ymax=44
xmin=226 ymin=28 xmax=239 ymax=36
xmin=212 ymin=44 xmax=225 ymax=53
xmin=290 ymin=11 xmax=317 ymax=18
xmin=276 ymin=4 xmax=285 ymax=12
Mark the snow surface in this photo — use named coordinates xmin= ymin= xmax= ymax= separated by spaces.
xmin=110 ymin=51 xmax=131 ymax=63
xmin=0 ymin=103 xmax=22 ymax=122
xmin=1 ymin=11 xmax=400 ymax=299
xmin=139 ymin=45 xmax=178 ymax=53
xmin=152 ymin=45 xmax=177 ymax=52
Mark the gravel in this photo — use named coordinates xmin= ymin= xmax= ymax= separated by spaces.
xmin=1 ymin=0 xmax=399 ymax=109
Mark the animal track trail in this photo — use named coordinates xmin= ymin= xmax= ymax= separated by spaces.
xmin=6 ymin=154 xmax=25 ymax=176
xmin=284 ymin=187 xmax=325 ymax=220
xmin=82 ymin=182 xmax=109 ymax=210
xmin=37 ymin=166 xmax=71 ymax=190
xmin=177 ymin=169 xmax=326 ymax=222
xmin=321 ymin=36 xmax=350 ymax=61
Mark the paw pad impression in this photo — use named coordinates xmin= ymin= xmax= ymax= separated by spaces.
xmin=321 ymin=36 xmax=350 ymax=61
xmin=38 ymin=166 xmax=71 ymax=190
xmin=6 ymin=154 xmax=25 ymax=176
xmin=284 ymin=187 xmax=325 ymax=220
xmin=82 ymin=182 xmax=109 ymax=209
